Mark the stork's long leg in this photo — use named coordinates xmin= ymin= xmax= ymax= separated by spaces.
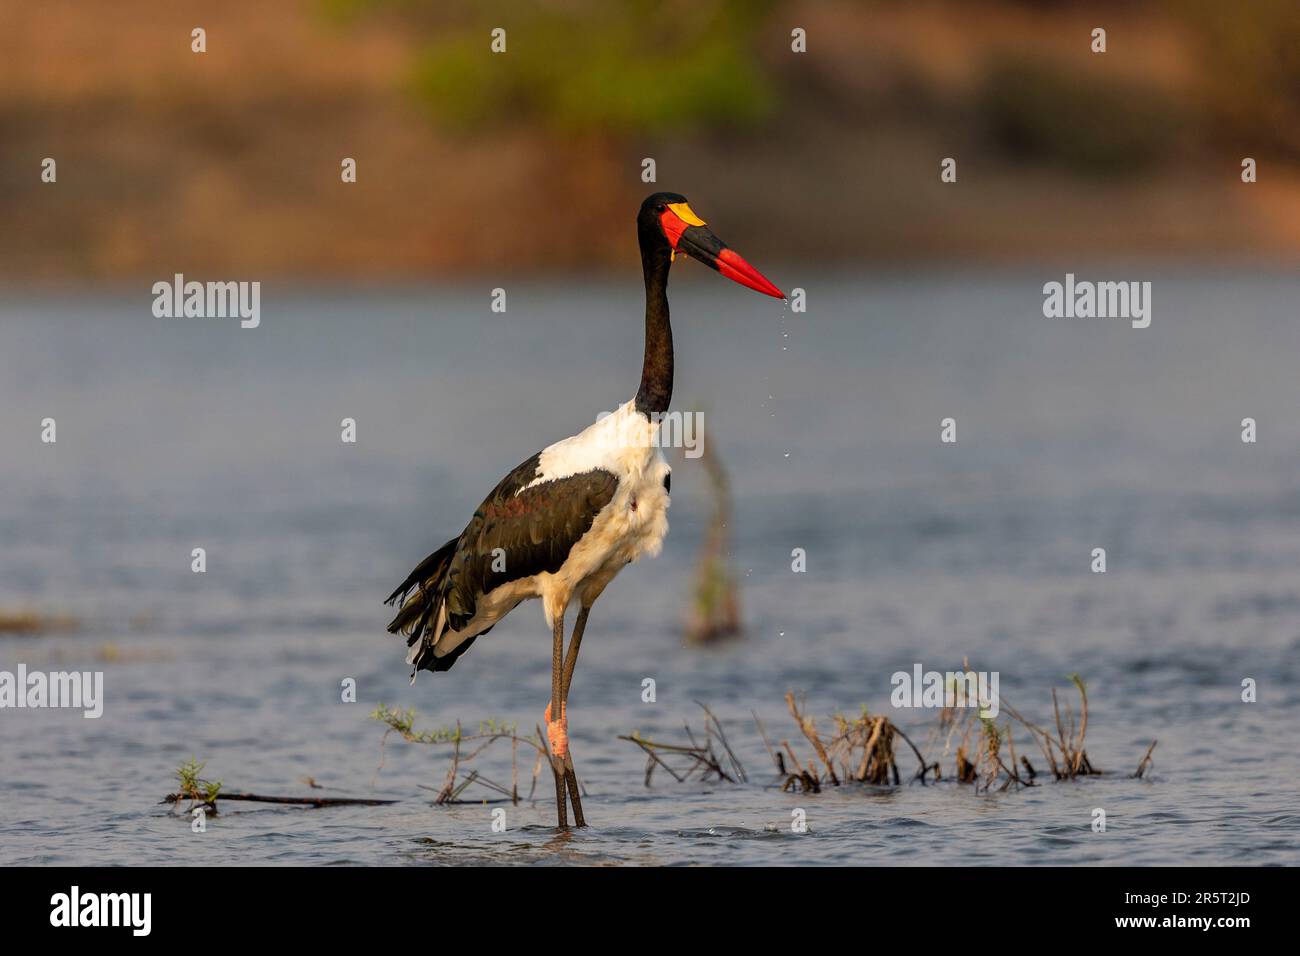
xmin=549 ymin=612 xmax=568 ymax=829
xmin=562 ymin=605 xmax=590 ymax=700
xmin=560 ymin=605 xmax=591 ymax=827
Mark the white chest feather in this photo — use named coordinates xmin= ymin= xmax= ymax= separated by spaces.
xmin=530 ymin=402 xmax=671 ymax=616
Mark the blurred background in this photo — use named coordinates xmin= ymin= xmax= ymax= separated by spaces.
xmin=4 ymin=0 xmax=1300 ymax=280
xmin=3 ymin=0 xmax=1300 ymax=865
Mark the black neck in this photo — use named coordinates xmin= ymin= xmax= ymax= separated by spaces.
xmin=634 ymin=244 xmax=673 ymax=417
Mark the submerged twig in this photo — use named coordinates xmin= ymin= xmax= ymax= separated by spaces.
xmin=164 ymin=757 xmax=394 ymax=813
xmin=164 ymin=791 xmax=395 ymax=809
xmin=1133 ymin=740 xmax=1158 ymax=779
xmin=1001 ymin=674 xmax=1100 ymax=781
xmin=684 ymin=440 xmax=742 ymax=644
xmin=618 ymin=703 xmax=746 ymax=785
xmin=370 ymin=705 xmax=544 ymax=805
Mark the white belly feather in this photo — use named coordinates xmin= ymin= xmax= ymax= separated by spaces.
xmin=530 ymin=401 xmax=671 ymax=626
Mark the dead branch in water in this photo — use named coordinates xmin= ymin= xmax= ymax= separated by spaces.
xmin=1000 ymin=674 xmax=1101 ymax=781
xmin=1133 ymin=740 xmax=1158 ymax=779
xmin=684 ymin=442 xmax=743 ymax=645
xmin=164 ymin=791 xmax=396 ymax=809
xmin=163 ymin=757 xmax=395 ymax=814
xmin=777 ymin=693 xmax=944 ymax=791
xmin=618 ymin=703 xmax=746 ymax=785
xmin=371 ymin=705 xmax=544 ymax=805
xmin=361 ymin=670 xmax=1142 ymax=809
xmin=937 ymin=709 xmax=1029 ymax=793
xmin=622 ymin=668 xmax=1149 ymax=796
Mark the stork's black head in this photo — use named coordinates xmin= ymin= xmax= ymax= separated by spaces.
xmin=637 ymin=192 xmax=783 ymax=298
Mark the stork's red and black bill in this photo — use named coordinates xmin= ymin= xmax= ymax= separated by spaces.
xmin=659 ymin=202 xmax=784 ymax=298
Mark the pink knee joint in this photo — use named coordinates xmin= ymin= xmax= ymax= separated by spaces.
xmin=545 ymin=702 xmax=568 ymax=759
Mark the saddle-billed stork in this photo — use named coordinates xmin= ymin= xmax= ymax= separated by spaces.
xmin=385 ymin=192 xmax=783 ymax=828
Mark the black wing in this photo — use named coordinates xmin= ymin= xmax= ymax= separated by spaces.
xmin=385 ymin=451 xmax=619 ymax=673
xmin=443 ymin=453 xmax=620 ymax=630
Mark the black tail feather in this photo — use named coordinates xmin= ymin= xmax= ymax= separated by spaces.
xmin=385 ymin=537 xmax=458 ymax=642
xmin=385 ymin=537 xmax=457 ymax=607
xmin=425 ymin=631 xmax=485 ymax=673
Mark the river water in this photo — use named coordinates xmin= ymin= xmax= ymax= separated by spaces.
xmin=2 ymin=271 xmax=1297 ymax=865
